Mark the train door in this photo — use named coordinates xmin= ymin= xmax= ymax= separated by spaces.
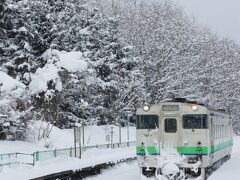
xmin=163 ymin=117 xmax=179 ymax=149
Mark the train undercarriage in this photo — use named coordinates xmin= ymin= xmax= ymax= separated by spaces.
xmin=140 ymin=155 xmax=231 ymax=180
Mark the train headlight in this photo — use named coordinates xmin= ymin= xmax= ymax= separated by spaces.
xmin=192 ymin=105 xmax=198 ymax=111
xmin=143 ymin=105 xmax=150 ymax=111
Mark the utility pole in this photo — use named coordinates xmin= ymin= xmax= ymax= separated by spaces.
xmin=127 ymin=114 xmax=130 ymax=147
xmin=79 ymin=127 xmax=82 ymax=159
xmin=74 ymin=127 xmax=76 ymax=157
xmin=82 ymin=107 xmax=85 ymax=147
xmin=118 ymin=116 xmax=121 ymax=144
xmin=110 ymin=126 xmax=113 ymax=148
xmin=0 ymin=83 xmax=3 ymax=96
xmin=121 ymin=109 xmax=134 ymax=147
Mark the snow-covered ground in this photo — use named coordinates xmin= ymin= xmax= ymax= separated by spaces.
xmin=1 ymin=123 xmax=239 ymax=180
xmin=0 ymin=123 xmax=136 ymax=180
xmin=0 ymin=147 xmax=135 ymax=180
xmin=86 ymin=135 xmax=240 ymax=180
xmin=0 ymin=122 xmax=136 ymax=154
xmin=209 ymin=135 xmax=240 ymax=180
xmin=85 ymin=161 xmax=140 ymax=180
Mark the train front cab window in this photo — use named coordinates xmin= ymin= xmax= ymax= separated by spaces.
xmin=136 ymin=115 xmax=159 ymax=129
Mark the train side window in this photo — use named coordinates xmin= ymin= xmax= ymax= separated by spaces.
xmin=214 ymin=124 xmax=217 ymax=139
xmin=215 ymin=125 xmax=217 ymax=139
xmin=224 ymin=125 xmax=225 ymax=138
xmin=223 ymin=125 xmax=224 ymax=138
xmin=220 ymin=125 xmax=222 ymax=138
xmin=215 ymin=124 xmax=218 ymax=139
xmin=227 ymin=126 xmax=229 ymax=137
xmin=165 ymin=118 xmax=177 ymax=133
xmin=220 ymin=125 xmax=221 ymax=138
xmin=225 ymin=125 xmax=227 ymax=137
xmin=226 ymin=126 xmax=227 ymax=137
xmin=218 ymin=125 xmax=220 ymax=139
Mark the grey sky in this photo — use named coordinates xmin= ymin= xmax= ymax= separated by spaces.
xmin=176 ymin=0 xmax=240 ymax=43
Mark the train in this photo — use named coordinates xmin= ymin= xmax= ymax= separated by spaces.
xmin=136 ymin=98 xmax=233 ymax=179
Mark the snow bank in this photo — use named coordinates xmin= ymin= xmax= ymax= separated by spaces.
xmin=25 ymin=121 xmax=74 ymax=149
xmin=0 ymin=141 xmax=46 ymax=154
xmin=29 ymin=64 xmax=62 ymax=94
xmin=57 ymin=51 xmax=88 ymax=73
xmin=0 ymin=71 xmax=25 ymax=93
xmin=42 ymin=49 xmax=88 ymax=73
xmin=0 ymin=121 xmax=136 ymax=154
xmin=29 ymin=49 xmax=88 ymax=95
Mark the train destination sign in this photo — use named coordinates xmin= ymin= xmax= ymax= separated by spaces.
xmin=162 ymin=105 xmax=179 ymax=111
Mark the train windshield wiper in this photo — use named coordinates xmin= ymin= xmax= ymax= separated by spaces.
xmin=188 ymin=120 xmax=195 ymax=132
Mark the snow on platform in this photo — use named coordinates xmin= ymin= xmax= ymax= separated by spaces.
xmin=0 ymin=146 xmax=135 ymax=180
xmin=0 ymin=124 xmax=136 ymax=180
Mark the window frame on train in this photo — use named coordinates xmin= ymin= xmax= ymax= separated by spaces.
xmin=136 ymin=115 xmax=159 ymax=129
xmin=164 ymin=118 xmax=177 ymax=133
xmin=182 ymin=114 xmax=208 ymax=129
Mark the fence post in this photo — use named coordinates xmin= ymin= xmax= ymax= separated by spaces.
xmin=35 ymin=151 xmax=39 ymax=162
xmin=32 ymin=153 xmax=35 ymax=166
xmin=70 ymin=147 xmax=72 ymax=158
xmin=54 ymin=149 xmax=57 ymax=158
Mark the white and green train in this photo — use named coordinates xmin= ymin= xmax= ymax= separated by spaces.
xmin=136 ymin=98 xmax=233 ymax=179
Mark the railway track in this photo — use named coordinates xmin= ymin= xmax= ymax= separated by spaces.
xmin=30 ymin=157 xmax=136 ymax=180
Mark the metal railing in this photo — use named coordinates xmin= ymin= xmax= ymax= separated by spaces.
xmin=0 ymin=141 xmax=136 ymax=167
xmin=0 ymin=153 xmax=34 ymax=166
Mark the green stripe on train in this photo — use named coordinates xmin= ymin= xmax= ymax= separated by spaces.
xmin=177 ymin=146 xmax=208 ymax=154
xmin=137 ymin=140 xmax=233 ymax=155
xmin=136 ymin=146 xmax=159 ymax=155
xmin=178 ymin=140 xmax=233 ymax=154
xmin=210 ymin=140 xmax=233 ymax=153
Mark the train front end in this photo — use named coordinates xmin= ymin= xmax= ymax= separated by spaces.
xmin=136 ymin=102 xmax=210 ymax=179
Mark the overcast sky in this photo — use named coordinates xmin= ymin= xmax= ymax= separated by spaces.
xmin=176 ymin=0 xmax=240 ymax=44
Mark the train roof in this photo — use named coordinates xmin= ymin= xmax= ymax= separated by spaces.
xmin=164 ymin=98 xmax=229 ymax=115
